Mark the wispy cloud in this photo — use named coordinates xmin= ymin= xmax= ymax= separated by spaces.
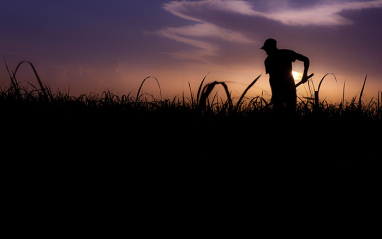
xmin=163 ymin=0 xmax=382 ymax=26
xmin=156 ymin=24 xmax=219 ymax=60
xmin=156 ymin=0 xmax=382 ymax=60
xmin=156 ymin=22 xmax=254 ymax=60
xmin=267 ymin=0 xmax=382 ymax=26
xmin=156 ymin=0 xmax=262 ymax=60
xmin=162 ymin=0 xmax=263 ymax=21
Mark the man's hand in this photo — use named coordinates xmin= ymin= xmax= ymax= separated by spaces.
xmin=296 ymin=73 xmax=314 ymax=88
xmin=301 ymin=73 xmax=309 ymax=84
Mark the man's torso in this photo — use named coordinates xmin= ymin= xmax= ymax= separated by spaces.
xmin=265 ymin=49 xmax=297 ymax=91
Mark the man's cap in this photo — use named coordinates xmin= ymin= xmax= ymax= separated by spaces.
xmin=260 ymin=38 xmax=277 ymax=50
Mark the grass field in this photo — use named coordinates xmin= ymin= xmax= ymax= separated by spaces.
xmin=1 ymin=61 xmax=381 ymax=165
xmin=2 ymin=61 xmax=382 ymax=204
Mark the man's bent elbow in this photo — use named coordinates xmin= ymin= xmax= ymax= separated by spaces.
xmin=304 ymin=57 xmax=310 ymax=66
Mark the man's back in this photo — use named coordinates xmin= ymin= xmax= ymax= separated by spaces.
xmin=265 ymin=49 xmax=298 ymax=91
xmin=265 ymin=49 xmax=297 ymax=79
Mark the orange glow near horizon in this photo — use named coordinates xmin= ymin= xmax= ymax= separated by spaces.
xmin=292 ymin=71 xmax=303 ymax=81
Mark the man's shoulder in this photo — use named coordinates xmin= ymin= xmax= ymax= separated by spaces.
xmin=279 ymin=49 xmax=298 ymax=61
xmin=279 ymin=49 xmax=297 ymax=55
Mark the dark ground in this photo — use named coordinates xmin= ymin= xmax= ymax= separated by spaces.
xmin=2 ymin=105 xmax=380 ymax=234
xmin=3 ymin=103 xmax=380 ymax=172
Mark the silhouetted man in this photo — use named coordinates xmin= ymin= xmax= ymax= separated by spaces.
xmin=261 ymin=39 xmax=310 ymax=113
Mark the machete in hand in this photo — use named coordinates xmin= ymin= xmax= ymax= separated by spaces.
xmin=295 ymin=73 xmax=314 ymax=88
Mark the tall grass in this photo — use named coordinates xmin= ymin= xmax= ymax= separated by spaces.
xmin=1 ymin=61 xmax=381 ymax=121
xmin=4 ymin=60 xmax=50 ymax=101
xmin=198 ymin=81 xmax=232 ymax=112
xmin=136 ymin=76 xmax=162 ymax=103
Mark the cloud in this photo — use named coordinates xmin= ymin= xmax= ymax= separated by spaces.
xmin=164 ymin=0 xmax=382 ymax=26
xmin=162 ymin=0 xmax=264 ymax=21
xmin=155 ymin=20 xmax=254 ymax=61
xmin=156 ymin=24 xmax=219 ymax=60
xmin=156 ymin=0 xmax=382 ymax=60
xmin=156 ymin=0 xmax=259 ymax=60
xmin=267 ymin=0 xmax=382 ymax=26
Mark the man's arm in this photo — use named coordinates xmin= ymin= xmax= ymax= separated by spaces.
xmin=295 ymin=53 xmax=310 ymax=83
xmin=264 ymin=58 xmax=269 ymax=74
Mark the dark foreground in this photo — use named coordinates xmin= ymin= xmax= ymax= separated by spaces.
xmin=3 ymin=100 xmax=380 ymax=170
xmin=2 ymin=103 xmax=381 ymax=234
xmin=2 ymin=63 xmax=380 ymax=233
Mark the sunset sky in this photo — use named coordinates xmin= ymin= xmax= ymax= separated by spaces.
xmin=1 ymin=0 xmax=381 ymax=102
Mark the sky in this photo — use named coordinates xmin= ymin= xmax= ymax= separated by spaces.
xmin=1 ymin=0 xmax=382 ymax=102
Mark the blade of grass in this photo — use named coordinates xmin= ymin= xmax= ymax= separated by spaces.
xmin=196 ymin=72 xmax=210 ymax=106
xmin=198 ymin=81 xmax=232 ymax=111
xmin=236 ymin=74 xmax=262 ymax=109
xmin=342 ymin=79 xmax=346 ymax=106
xmin=136 ymin=76 xmax=162 ymax=103
xmin=188 ymin=82 xmax=194 ymax=106
xmin=318 ymin=73 xmax=337 ymax=93
xmin=13 ymin=61 xmax=49 ymax=100
xmin=4 ymin=58 xmax=19 ymax=93
xmin=315 ymin=73 xmax=337 ymax=110
xmin=358 ymin=75 xmax=367 ymax=110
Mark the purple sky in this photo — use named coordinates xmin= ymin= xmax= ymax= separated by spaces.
xmin=1 ymin=0 xmax=381 ymax=102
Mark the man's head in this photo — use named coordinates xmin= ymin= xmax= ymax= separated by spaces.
xmin=261 ymin=38 xmax=277 ymax=55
